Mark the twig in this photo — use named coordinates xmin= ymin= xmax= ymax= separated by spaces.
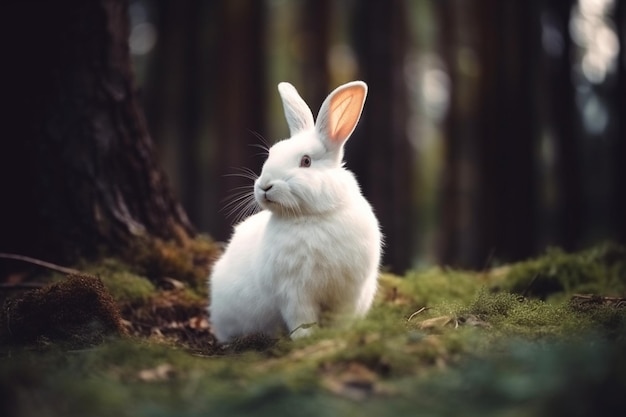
xmin=288 ymin=322 xmax=317 ymax=336
xmin=571 ymin=293 xmax=625 ymax=301
xmin=571 ymin=293 xmax=626 ymax=307
xmin=481 ymin=247 xmax=496 ymax=273
xmin=520 ymin=273 xmax=539 ymax=299
xmin=407 ymin=306 xmax=429 ymax=322
xmin=0 ymin=252 xmax=82 ymax=276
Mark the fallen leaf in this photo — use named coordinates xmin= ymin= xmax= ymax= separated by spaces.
xmin=418 ymin=315 xmax=454 ymax=329
xmin=189 ymin=316 xmax=210 ymax=330
xmin=137 ymin=364 xmax=176 ymax=382
xmin=322 ymin=362 xmax=379 ymax=401
xmin=159 ymin=277 xmax=186 ymax=290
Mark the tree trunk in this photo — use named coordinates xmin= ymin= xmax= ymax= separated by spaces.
xmin=212 ymin=0 xmax=267 ymax=242
xmin=437 ymin=0 xmax=492 ymax=268
xmin=479 ymin=1 xmax=538 ymax=264
xmin=438 ymin=0 xmax=538 ymax=268
xmin=352 ymin=0 xmax=414 ymax=273
xmin=614 ymin=0 xmax=626 ymax=245
xmin=1 ymin=0 xmax=194 ymax=268
xmin=299 ymin=0 xmax=330 ymax=107
xmin=143 ymin=0 xmax=216 ymax=232
xmin=545 ymin=0 xmax=584 ymax=251
xmin=436 ymin=0 xmax=463 ymax=266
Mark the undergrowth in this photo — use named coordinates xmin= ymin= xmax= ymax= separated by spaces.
xmin=1 ymin=242 xmax=625 ymax=417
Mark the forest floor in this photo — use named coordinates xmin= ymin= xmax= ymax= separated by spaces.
xmin=1 ymin=241 xmax=626 ymax=416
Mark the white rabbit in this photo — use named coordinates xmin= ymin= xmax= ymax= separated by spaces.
xmin=209 ymin=81 xmax=382 ymax=343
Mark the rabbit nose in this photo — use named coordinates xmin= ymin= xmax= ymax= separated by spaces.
xmin=261 ymin=184 xmax=273 ymax=192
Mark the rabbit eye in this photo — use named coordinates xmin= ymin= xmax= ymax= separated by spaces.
xmin=300 ymin=155 xmax=311 ymax=168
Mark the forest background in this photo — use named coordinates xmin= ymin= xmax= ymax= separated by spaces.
xmin=127 ymin=0 xmax=626 ymax=274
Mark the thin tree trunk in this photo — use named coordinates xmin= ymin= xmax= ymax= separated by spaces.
xmin=614 ymin=0 xmax=626 ymax=245
xmin=436 ymin=0 xmax=463 ymax=266
xmin=1 ymin=0 xmax=194 ymax=267
xmin=213 ymin=0 xmax=267 ymax=241
xmin=437 ymin=0 xmax=493 ymax=268
xmin=546 ymin=0 xmax=584 ymax=251
xmin=481 ymin=1 xmax=538 ymax=263
xmin=299 ymin=0 xmax=330 ymax=107
xmin=143 ymin=0 xmax=215 ymax=231
xmin=438 ymin=0 xmax=537 ymax=268
xmin=352 ymin=0 xmax=413 ymax=273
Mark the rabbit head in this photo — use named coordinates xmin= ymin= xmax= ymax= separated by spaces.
xmin=254 ymin=81 xmax=368 ymax=217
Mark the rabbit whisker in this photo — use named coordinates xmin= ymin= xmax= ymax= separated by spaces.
xmin=249 ymin=143 xmax=270 ymax=157
xmin=222 ymin=195 xmax=259 ymax=224
xmin=224 ymin=171 xmax=258 ymax=181
xmin=247 ymin=129 xmax=271 ymax=149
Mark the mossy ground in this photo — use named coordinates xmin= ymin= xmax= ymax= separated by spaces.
xmin=1 ymin=241 xmax=625 ymax=416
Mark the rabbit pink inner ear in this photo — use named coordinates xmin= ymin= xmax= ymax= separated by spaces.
xmin=325 ymin=84 xmax=366 ymax=146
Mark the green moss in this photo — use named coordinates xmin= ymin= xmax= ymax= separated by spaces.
xmin=458 ymin=290 xmax=586 ymax=339
xmin=399 ymin=268 xmax=487 ymax=305
xmin=502 ymin=242 xmax=626 ymax=300
xmin=104 ymin=271 xmax=155 ymax=304
xmin=79 ymin=258 xmax=156 ymax=304
xmin=569 ymin=299 xmax=626 ymax=342
xmin=377 ymin=268 xmax=488 ymax=322
xmin=128 ymin=234 xmax=220 ymax=291
xmin=2 ymin=243 xmax=626 ymax=416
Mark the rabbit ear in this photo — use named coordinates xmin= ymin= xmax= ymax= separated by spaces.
xmin=278 ymin=82 xmax=315 ymax=136
xmin=316 ymin=81 xmax=367 ymax=152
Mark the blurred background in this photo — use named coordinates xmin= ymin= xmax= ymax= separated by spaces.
xmin=127 ymin=0 xmax=625 ymax=274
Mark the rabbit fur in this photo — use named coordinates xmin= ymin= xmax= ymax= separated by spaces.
xmin=209 ymin=81 xmax=382 ymax=343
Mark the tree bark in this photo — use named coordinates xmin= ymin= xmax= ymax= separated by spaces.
xmin=436 ymin=0 xmax=463 ymax=266
xmin=546 ymin=0 xmax=584 ymax=251
xmin=479 ymin=1 xmax=538 ymax=263
xmin=614 ymin=0 xmax=626 ymax=245
xmin=299 ymin=0 xmax=331 ymax=107
xmin=438 ymin=0 xmax=538 ymax=268
xmin=437 ymin=0 xmax=493 ymax=268
xmin=212 ymin=0 xmax=267 ymax=242
xmin=0 ymin=0 xmax=194 ymax=268
xmin=351 ymin=0 xmax=414 ymax=273
xmin=143 ymin=0 xmax=216 ymax=232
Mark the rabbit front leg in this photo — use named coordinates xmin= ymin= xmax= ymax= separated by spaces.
xmin=281 ymin=296 xmax=319 ymax=339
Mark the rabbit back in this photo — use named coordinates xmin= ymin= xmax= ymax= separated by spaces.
xmin=209 ymin=211 xmax=286 ymax=342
